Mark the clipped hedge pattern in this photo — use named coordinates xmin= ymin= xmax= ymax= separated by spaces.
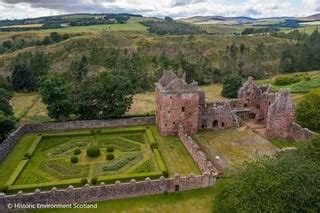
xmin=39 ymin=160 xmax=89 ymax=179
xmin=103 ymin=154 xmax=141 ymax=172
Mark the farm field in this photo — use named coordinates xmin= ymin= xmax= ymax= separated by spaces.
xmin=0 ymin=125 xmax=199 ymax=194
xmin=27 ymin=23 xmax=147 ymax=34
xmin=193 ymin=128 xmax=279 ymax=174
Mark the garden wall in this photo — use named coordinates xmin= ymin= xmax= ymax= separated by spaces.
xmin=0 ymin=174 xmax=216 ymax=211
xmin=178 ymin=125 xmax=218 ymax=174
xmin=0 ymin=117 xmax=155 ymax=162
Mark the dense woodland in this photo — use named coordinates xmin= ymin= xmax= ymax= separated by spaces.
xmin=142 ymin=18 xmax=206 ymax=35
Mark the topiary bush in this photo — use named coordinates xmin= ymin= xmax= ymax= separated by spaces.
xmin=80 ymin=178 xmax=88 ymax=185
xmin=150 ymin=143 xmax=158 ymax=150
xmin=74 ymin=148 xmax=81 ymax=155
xmin=107 ymin=147 xmax=114 ymax=152
xmin=162 ymin=170 xmax=169 ymax=178
xmin=23 ymin=153 xmax=32 ymax=159
xmin=86 ymin=146 xmax=100 ymax=158
xmin=70 ymin=156 xmax=79 ymax=164
xmin=91 ymin=177 xmax=98 ymax=185
xmin=106 ymin=153 xmax=115 ymax=160
xmin=0 ymin=186 xmax=8 ymax=193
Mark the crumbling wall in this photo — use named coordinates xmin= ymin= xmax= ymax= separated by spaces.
xmin=266 ymin=90 xmax=295 ymax=139
xmin=198 ymin=101 xmax=236 ymax=129
xmin=288 ymin=123 xmax=317 ymax=141
xmin=178 ymin=125 xmax=218 ymax=174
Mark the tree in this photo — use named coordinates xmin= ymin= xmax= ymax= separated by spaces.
xmin=39 ymin=75 xmax=73 ymax=120
xmin=0 ymin=111 xmax=16 ymax=142
xmin=11 ymin=53 xmax=36 ymax=91
xmin=0 ymin=85 xmax=15 ymax=142
xmin=295 ymin=89 xmax=320 ymax=132
xmin=221 ymin=74 xmax=243 ymax=98
xmin=213 ymin=138 xmax=320 ymax=212
xmin=11 ymin=51 xmax=49 ymax=91
xmin=70 ymin=55 xmax=89 ymax=82
xmin=75 ymin=72 xmax=134 ymax=119
xmin=0 ymin=88 xmax=13 ymax=116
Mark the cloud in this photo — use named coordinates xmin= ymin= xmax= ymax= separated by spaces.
xmin=0 ymin=0 xmax=317 ymax=20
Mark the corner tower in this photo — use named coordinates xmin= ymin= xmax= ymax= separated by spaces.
xmin=155 ymin=71 xmax=200 ymax=136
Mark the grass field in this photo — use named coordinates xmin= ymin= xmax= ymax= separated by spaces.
xmin=27 ymin=23 xmax=147 ymax=34
xmin=28 ymin=183 xmax=226 ymax=213
xmin=193 ymin=128 xmax=278 ymax=174
xmin=0 ymin=125 xmax=199 ymax=193
xmin=270 ymin=139 xmax=302 ymax=148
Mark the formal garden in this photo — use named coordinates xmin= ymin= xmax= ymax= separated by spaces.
xmin=0 ymin=125 xmax=200 ymax=194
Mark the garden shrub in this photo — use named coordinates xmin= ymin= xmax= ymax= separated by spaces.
xmin=87 ymin=146 xmax=100 ymax=157
xmin=106 ymin=153 xmax=115 ymax=160
xmin=107 ymin=147 xmax=114 ymax=152
xmin=0 ymin=186 xmax=8 ymax=193
xmin=74 ymin=148 xmax=81 ymax=155
xmin=162 ymin=170 xmax=169 ymax=178
xmin=150 ymin=143 xmax=158 ymax=150
xmin=70 ymin=156 xmax=79 ymax=164
xmin=23 ymin=153 xmax=32 ymax=159
xmin=91 ymin=177 xmax=98 ymax=185
xmin=80 ymin=178 xmax=88 ymax=185
xmin=47 ymin=141 xmax=87 ymax=157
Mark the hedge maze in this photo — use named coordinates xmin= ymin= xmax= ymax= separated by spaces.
xmin=3 ymin=126 xmax=169 ymax=193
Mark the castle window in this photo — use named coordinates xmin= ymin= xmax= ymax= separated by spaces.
xmin=189 ymin=112 xmax=192 ymax=115
xmin=173 ymin=122 xmax=176 ymax=125
xmin=168 ymin=111 xmax=171 ymax=114
xmin=222 ymin=122 xmax=225 ymax=127
xmin=165 ymin=124 xmax=168 ymax=127
xmin=256 ymin=104 xmax=260 ymax=109
xmin=170 ymin=96 xmax=172 ymax=99
xmin=181 ymin=107 xmax=185 ymax=112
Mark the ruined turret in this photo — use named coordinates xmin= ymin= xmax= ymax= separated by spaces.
xmin=266 ymin=90 xmax=295 ymax=139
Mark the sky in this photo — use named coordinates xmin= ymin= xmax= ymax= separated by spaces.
xmin=0 ymin=0 xmax=319 ymax=20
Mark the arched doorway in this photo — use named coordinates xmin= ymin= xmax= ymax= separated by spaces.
xmin=212 ymin=120 xmax=218 ymax=128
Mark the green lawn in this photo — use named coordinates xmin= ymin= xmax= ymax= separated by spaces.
xmin=270 ymin=139 xmax=302 ymax=148
xmin=28 ymin=180 xmax=229 ymax=213
xmin=193 ymin=129 xmax=278 ymax=174
xmin=0 ymin=125 xmax=199 ymax=193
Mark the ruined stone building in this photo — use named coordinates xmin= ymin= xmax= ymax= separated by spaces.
xmin=155 ymin=71 xmax=316 ymax=141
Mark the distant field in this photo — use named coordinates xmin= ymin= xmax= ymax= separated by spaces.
xmin=0 ymin=24 xmax=43 ymax=29
xmin=27 ymin=23 xmax=147 ymax=34
xmin=256 ymin=70 xmax=320 ymax=95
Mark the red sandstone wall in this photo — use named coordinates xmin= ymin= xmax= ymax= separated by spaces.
xmin=156 ymin=90 xmax=199 ymax=136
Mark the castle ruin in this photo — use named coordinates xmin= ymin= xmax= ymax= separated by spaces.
xmin=155 ymin=71 xmax=316 ymax=141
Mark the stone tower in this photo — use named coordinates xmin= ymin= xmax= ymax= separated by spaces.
xmin=266 ymin=90 xmax=295 ymax=139
xmin=155 ymin=71 xmax=200 ymax=136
